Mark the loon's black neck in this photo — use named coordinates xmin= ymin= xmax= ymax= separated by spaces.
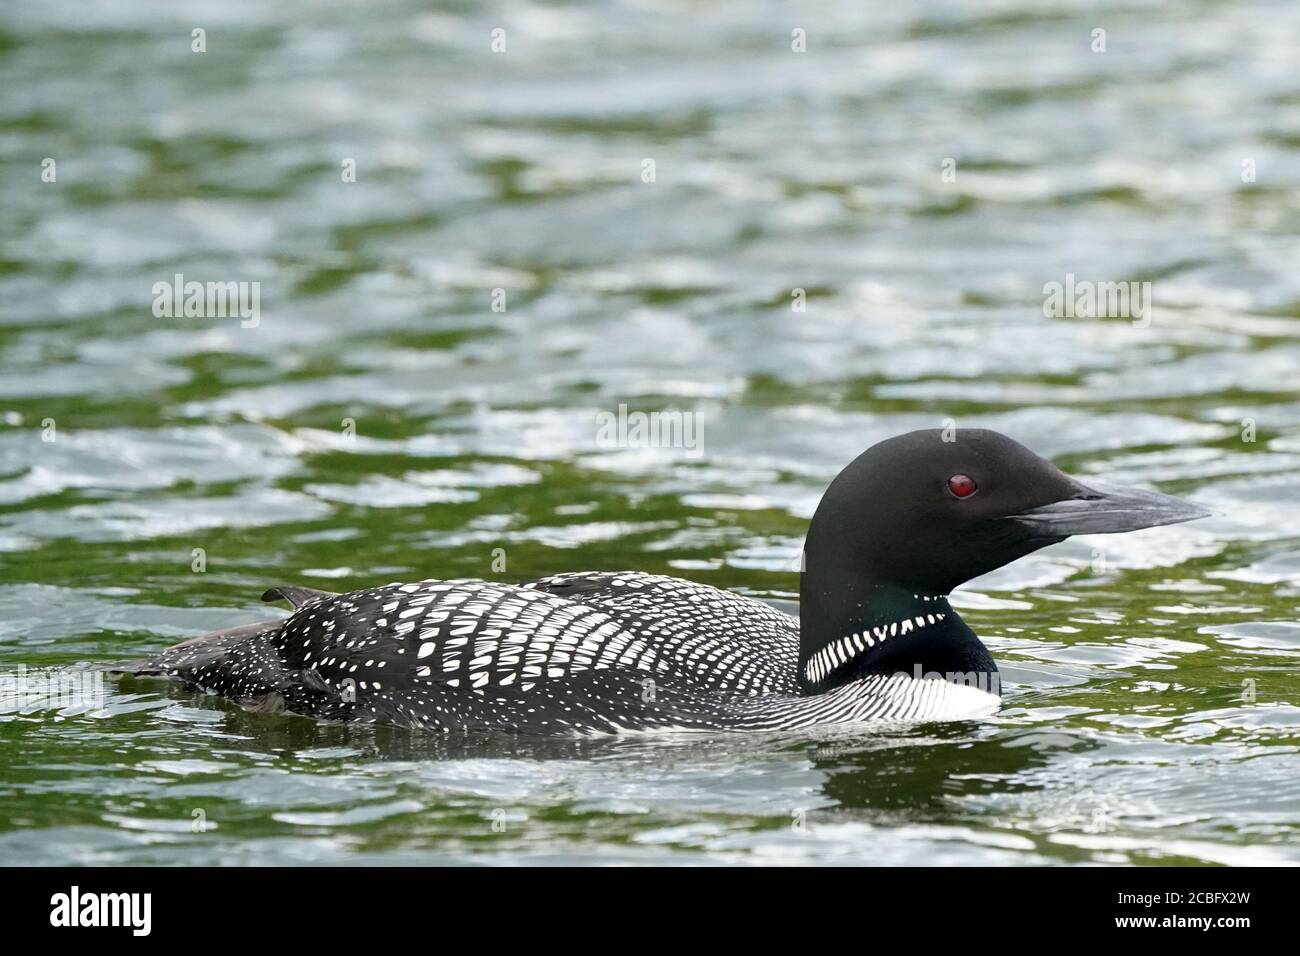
xmin=785 ymin=425 xmax=1210 ymax=697
xmin=797 ymin=573 xmax=996 ymax=695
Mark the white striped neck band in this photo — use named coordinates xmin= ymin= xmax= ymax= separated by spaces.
xmin=803 ymin=602 xmax=950 ymax=686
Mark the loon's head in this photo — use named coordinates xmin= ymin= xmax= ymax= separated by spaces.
xmin=806 ymin=427 xmax=1208 ymax=595
xmin=798 ymin=428 xmax=1210 ymax=691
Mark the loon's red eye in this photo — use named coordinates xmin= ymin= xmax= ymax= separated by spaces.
xmin=948 ymin=474 xmax=977 ymax=498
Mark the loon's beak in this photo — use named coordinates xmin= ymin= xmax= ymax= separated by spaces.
xmin=1008 ymin=480 xmax=1212 ymax=538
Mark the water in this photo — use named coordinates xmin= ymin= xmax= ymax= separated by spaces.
xmin=2 ymin=0 xmax=1299 ymax=865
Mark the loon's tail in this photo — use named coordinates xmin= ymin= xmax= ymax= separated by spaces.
xmin=110 ymin=620 xmax=286 ymax=677
xmin=112 ymin=582 xmax=338 ymax=677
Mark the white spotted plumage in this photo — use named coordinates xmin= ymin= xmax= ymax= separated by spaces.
xmin=127 ymin=572 xmax=998 ymax=735
xmin=803 ymin=610 xmax=947 ymax=684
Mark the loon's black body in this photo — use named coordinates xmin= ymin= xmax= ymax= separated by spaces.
xmin=119 ymin=429 xmax=1209 ymax=735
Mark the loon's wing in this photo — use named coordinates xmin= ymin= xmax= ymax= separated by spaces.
xmin=118 ymin=573 xmax=799 ymax=733
xmin=275 ymin=573 xmax=795 ymax=696
xmin=523 ymin=571 xmax=799 ymax=692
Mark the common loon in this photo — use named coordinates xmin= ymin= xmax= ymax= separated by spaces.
xmin=118 ymin=429 xmax=1209 ymax=735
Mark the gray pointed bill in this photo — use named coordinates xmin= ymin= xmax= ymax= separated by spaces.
xmin=1009 ymin=481 xmax=1213 ymax=538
